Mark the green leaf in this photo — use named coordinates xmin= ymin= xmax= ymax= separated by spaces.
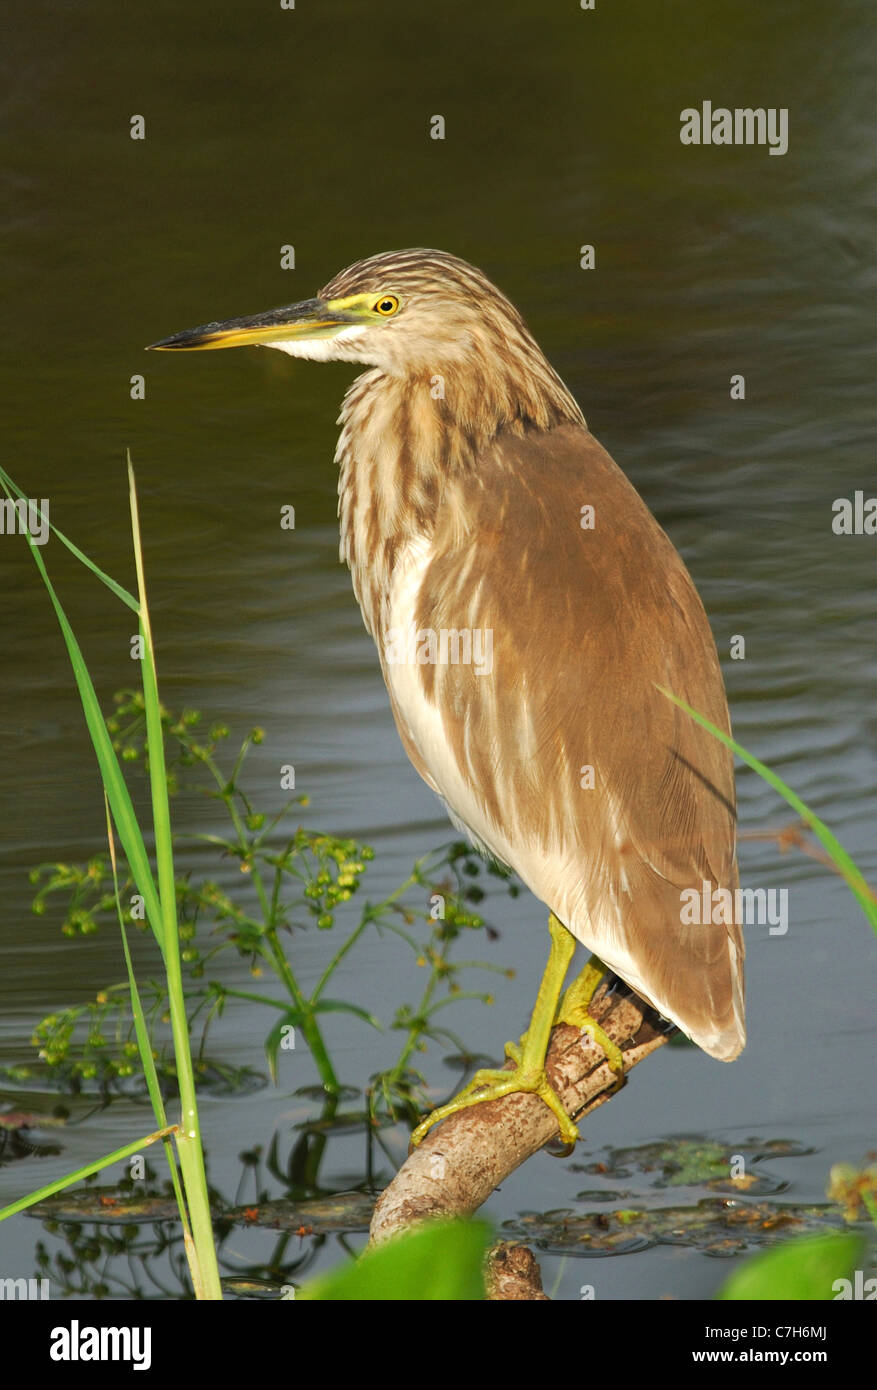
xmin=0 ymin=464 xmax=139 ymax=613
xmin=104 ymin=797 xmax=189 ymax=1238
xmin=0 ymin=475 xmax=163 ymax=949
xmin=264 ymin=1012 xmax=304 ymax=1084
xmin=718 ymin=1232 xmax=865 ymax=1301
xmin=311 ymin=998 xmax=383 ymax=1030
xmin=0 ymin=1124 xmax=179 ymax=1222
xmin=658 ymin=687 xmax=877 ymax=937
xmin=297 ymin=1220 xmax=490 ymax=1300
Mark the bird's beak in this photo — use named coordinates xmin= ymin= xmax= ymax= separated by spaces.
xmin=147 ymin=297 xmax=359 ymax=351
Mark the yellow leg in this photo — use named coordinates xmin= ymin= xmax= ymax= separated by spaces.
xmin=411 ymin=913 xmax=579 ymax=1147
xmin=557 ymin=955 xmax=625 ymax=1086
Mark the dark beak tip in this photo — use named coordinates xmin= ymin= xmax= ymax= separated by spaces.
xmin=146 ymin=333 xmax=206 ymax=351
xmin=144 ymin=297 xmax=339 ymax=354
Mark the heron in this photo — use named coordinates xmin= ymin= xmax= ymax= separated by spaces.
xmin=149 ymin=249 xmax=744 ymax=1147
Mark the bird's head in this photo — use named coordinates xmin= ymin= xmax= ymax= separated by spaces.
xmin=150 ymin=249 xmax=540 ymax=372
xmin=149 ymin=248 xmax=583 ymax=432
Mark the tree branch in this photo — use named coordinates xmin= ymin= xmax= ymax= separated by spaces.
xmin=369 ymin=981 xmax=669 ymax=1264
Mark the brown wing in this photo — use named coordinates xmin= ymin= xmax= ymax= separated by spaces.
xmin=397 ymin=420 xmax=744 ymax=1059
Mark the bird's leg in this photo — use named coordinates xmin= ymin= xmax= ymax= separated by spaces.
xmin=410 ymin=912 xmax=579 ymax=1148
xmin=556 ymin=955 xmax=625 ymax=1088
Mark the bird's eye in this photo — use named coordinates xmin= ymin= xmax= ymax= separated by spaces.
xmin=373 ymin=294 xmax=399 ymax=316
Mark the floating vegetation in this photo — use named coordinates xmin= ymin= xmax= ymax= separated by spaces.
xmin=505 ymin=1197 xmax=854 ymax=1259
xmin=573 ymin=1134 xmax=811 ymax=1195
xmin=505 ymin=1135 xmax=865 ymax=1259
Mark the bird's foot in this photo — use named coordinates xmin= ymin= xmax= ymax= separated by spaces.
xmin=410 ymin=1035 xmax=579 ymax=1148
xmin=411 ymin=913 xmax=586 ymax=1149
xmin=556 ymin=955 xmax=625 ymax=1091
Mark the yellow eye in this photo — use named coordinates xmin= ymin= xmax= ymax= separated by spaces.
xmin=373 ymin=294 xmax=399 ymax=316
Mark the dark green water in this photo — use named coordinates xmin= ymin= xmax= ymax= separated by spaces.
xmin=1 ymin=0 xmax=875 ymax=1300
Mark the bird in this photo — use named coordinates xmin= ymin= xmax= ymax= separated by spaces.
xmin=149 ymin=248 xmax=745 ymax=1147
